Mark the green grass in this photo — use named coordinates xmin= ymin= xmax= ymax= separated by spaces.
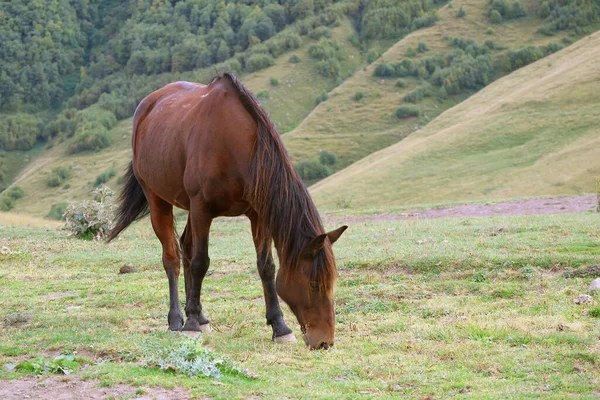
xmin=1 ymin=211 xmax=599 ymax=398
xmin=283 ymin=0 xmax=579 ymax=172
xmin=311 ymin=30 xmax=600 ymax=209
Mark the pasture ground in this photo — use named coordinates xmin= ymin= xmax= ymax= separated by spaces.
xmin=1 ymin=201 xmax=599 ymax=399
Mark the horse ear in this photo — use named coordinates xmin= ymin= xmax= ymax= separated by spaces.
xmin=301 ymin=234 xmax=327 ymax=259
xmin=327 ymin=225 xmax=348 ymax=245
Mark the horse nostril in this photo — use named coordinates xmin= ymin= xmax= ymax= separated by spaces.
xmin=319 ymin=342 xmax=329 ymax=350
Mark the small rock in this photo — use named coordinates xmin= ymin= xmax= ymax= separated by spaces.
xmin=573 ymin=294 xmax=592 ymax=305
xmin=119 ymin=265 xmax=137 ymax=274
xmin=590 ymin=278 xmax=600 ymax=290
xmin=0 ymin=246 xmax=10 ymax=255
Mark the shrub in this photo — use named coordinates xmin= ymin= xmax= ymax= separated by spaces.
xmin=288 ymin=54 xmax=301 ymax=63
xmin=245 ymin=53 xmax=275 ymax=72
xmin=270 ymin=77 xmax=279 ymax=86
xmin=490 ymin=9 xmax=503 ymax=23
xmin=47 ymin=202 xmax=68 ymax=220
xmin=374 ymin=63 xmax=396 ymax=78
xmin=405 ymin=47 xmax=417 ymax=57
xmin=457 ymin=7 xmax=466 ymax=18
xmin=396 ymin=106 xmax=420 ymax=119
xmin=309 ymin=26 xmax=331 ymax=40
xmin=295 ymin=159 xmax=331 ymax=181
xmin=95 ymin=168 xmax=117 ymax=187
xmin=6 ymin=186 xmax=24 ymax=200
xmin=418 ymin=42 xmax=429 ymax=53
xmin=316 ymin=57 xmax=341 ymax=78
xmin=366 ymin=50 xmax=380 ymax=64
xmin=504 ymin=46 xmax=544 ymax=72
xmin=353 ymin=91 xmax=366 ymax=101
xmin=319 ymin=150 xmax=337 ymax=166
xmin=308 ymin=38 xmax=339 ymax=61
xmin=47 ymin=166 xmax=71 ymax=187
xmin=68 ymin=131 xmax=112 ymax=154
xmin=403 ymin=86 xmax=431 ymax=103
xmin=64 ymin=186 xmax=116 ymax=240
xmin=0 ymin=195 xmax=15 ymax=211
xmin=315 ymin=91 xmax=329 ymax=105
xmin=395 ymin=80 xmax=408 ymax=88
xmin=257 ymin=91 xmax=269 ymax=100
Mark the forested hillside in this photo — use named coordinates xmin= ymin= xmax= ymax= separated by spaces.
xmin=0 ymin=0 xmax=445 ymax=193
xmin=2 ymin=0 xmax=600 ymax=215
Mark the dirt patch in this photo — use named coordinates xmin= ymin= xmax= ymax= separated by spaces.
xmin=328 ymin=195 xmax=597 ymax=224
xmin=39 ymin=292 xmax=79 ymax=300
xmin=0 ymin=376 xmax=192 ymax=400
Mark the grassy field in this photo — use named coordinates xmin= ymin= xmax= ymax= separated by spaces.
xmin=282 ymin=0 xmax=578 ymax=170
xmin=310 ymin=30 xmax=600 ymax=210
xmin=1 ymin=209 xmax=599 ymax=398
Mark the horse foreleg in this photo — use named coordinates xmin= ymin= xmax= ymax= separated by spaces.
xmin=248 ymin=212 xmax=295 ymax=343
xmin=182 ymin=204 xmax=212 ymax=332
xmin=179 ymin=215 xmax=192 ymax=306
xmin=147 ymin=195 xmax=183 ymax=331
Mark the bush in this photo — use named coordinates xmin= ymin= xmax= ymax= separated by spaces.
xmin=95 ymin=168 xmax=117 ymax=187
xmin=288 ymin=54 xmax=301 ymax=63
xmin=405 ymin=47 xmax=417 ymax=57
xmin=395 ymin=80 xmax=408 ymax=88
xmin=6 ymin=186 xmax=24 ymax=200
xmin=316 ymin=57 xmax=341 ymax=78
xmin=47 ymin=202 xmax=68 ymax=220
xmin=245 ymin=53 xmax=275 ymax=72
xmin=319 ymin=150 xmax=337 ymax=166
xmin=418 ymin=42 xmax=429 ymax=53
xmin=396 ymin=106 xmax=420 ymax=119
xmin=490 ymin=9 xmax=503 ymax=23
xmin=0 ymin=195 xmax=15 ymax=211
xmin=403 ymin=86 xmax=431 ymax=103
xmin=63 ymin=186 xmax=116 ymax=240
xmin=295 ymin=159 xmax=331 ymax=181
xmin=309 ymin=26 xmax=331 ymax=40
xmin=353 ymin=91 xmax=366 ymax=101
xmin=504 ymin=46 xmax=544 ymax=72
xmin=68 ymin=131 xmax=112 ymax=154
xmin=257 ymin=91 xmax=269 ymax=100
xmin=315 ymin=91 xmax=329 ymax=105
xmin=374 ymin=63 xmax=396 ymax=78
xmin=366 ymin=50 xmax=380 ymax=64
xmin=47 ymin=166 xmax=71 ymax=187
xmin=270 ymin=77 xmax=279 ymax=86
xmin=457 ymin=7 xmax=466 ymax=18
xmin=308 ymin=38 xmax=339 ymax=61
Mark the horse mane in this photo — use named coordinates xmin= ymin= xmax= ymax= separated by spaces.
xmin=217 ymin=72 xmax=335 ymax=292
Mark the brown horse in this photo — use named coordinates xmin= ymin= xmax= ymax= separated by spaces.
xmin=107 ymin=73 xmax=346 ymax=349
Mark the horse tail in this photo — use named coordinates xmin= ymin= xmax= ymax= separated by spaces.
xmin=106 ymin=161 xmax=149 ymax=242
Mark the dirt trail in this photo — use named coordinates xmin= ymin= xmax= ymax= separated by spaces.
xmin=0 ymin=376 xmax=192 ymax=400
xmin=325 ymin=195 xmax=598 ymax=224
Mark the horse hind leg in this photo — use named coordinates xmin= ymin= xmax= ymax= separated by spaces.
xmin=147 ymin=193 xmax=184 ymax=331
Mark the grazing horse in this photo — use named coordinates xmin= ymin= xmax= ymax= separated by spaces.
xmin=107 ymin=73 xmax=347 ymax=349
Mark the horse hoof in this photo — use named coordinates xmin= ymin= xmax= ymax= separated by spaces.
xmin=181 ymin=330 xmax=202 ymax=339
xmin=199 ymin=323 xmax=212 ymax=333
xmin=274 ymin=333 xmax=297 ymax=344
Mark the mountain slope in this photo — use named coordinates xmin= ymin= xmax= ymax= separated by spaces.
xmin=309 ymin=30 xmax=600 ymax=209
xmin=282 ymin=0 xmax=588 ymax=172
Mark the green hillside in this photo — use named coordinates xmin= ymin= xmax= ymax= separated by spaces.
xmin=309 ymin=30 xmax=600 ymax=209
xmin=283 ymin=0 xmax=599 ymax=175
